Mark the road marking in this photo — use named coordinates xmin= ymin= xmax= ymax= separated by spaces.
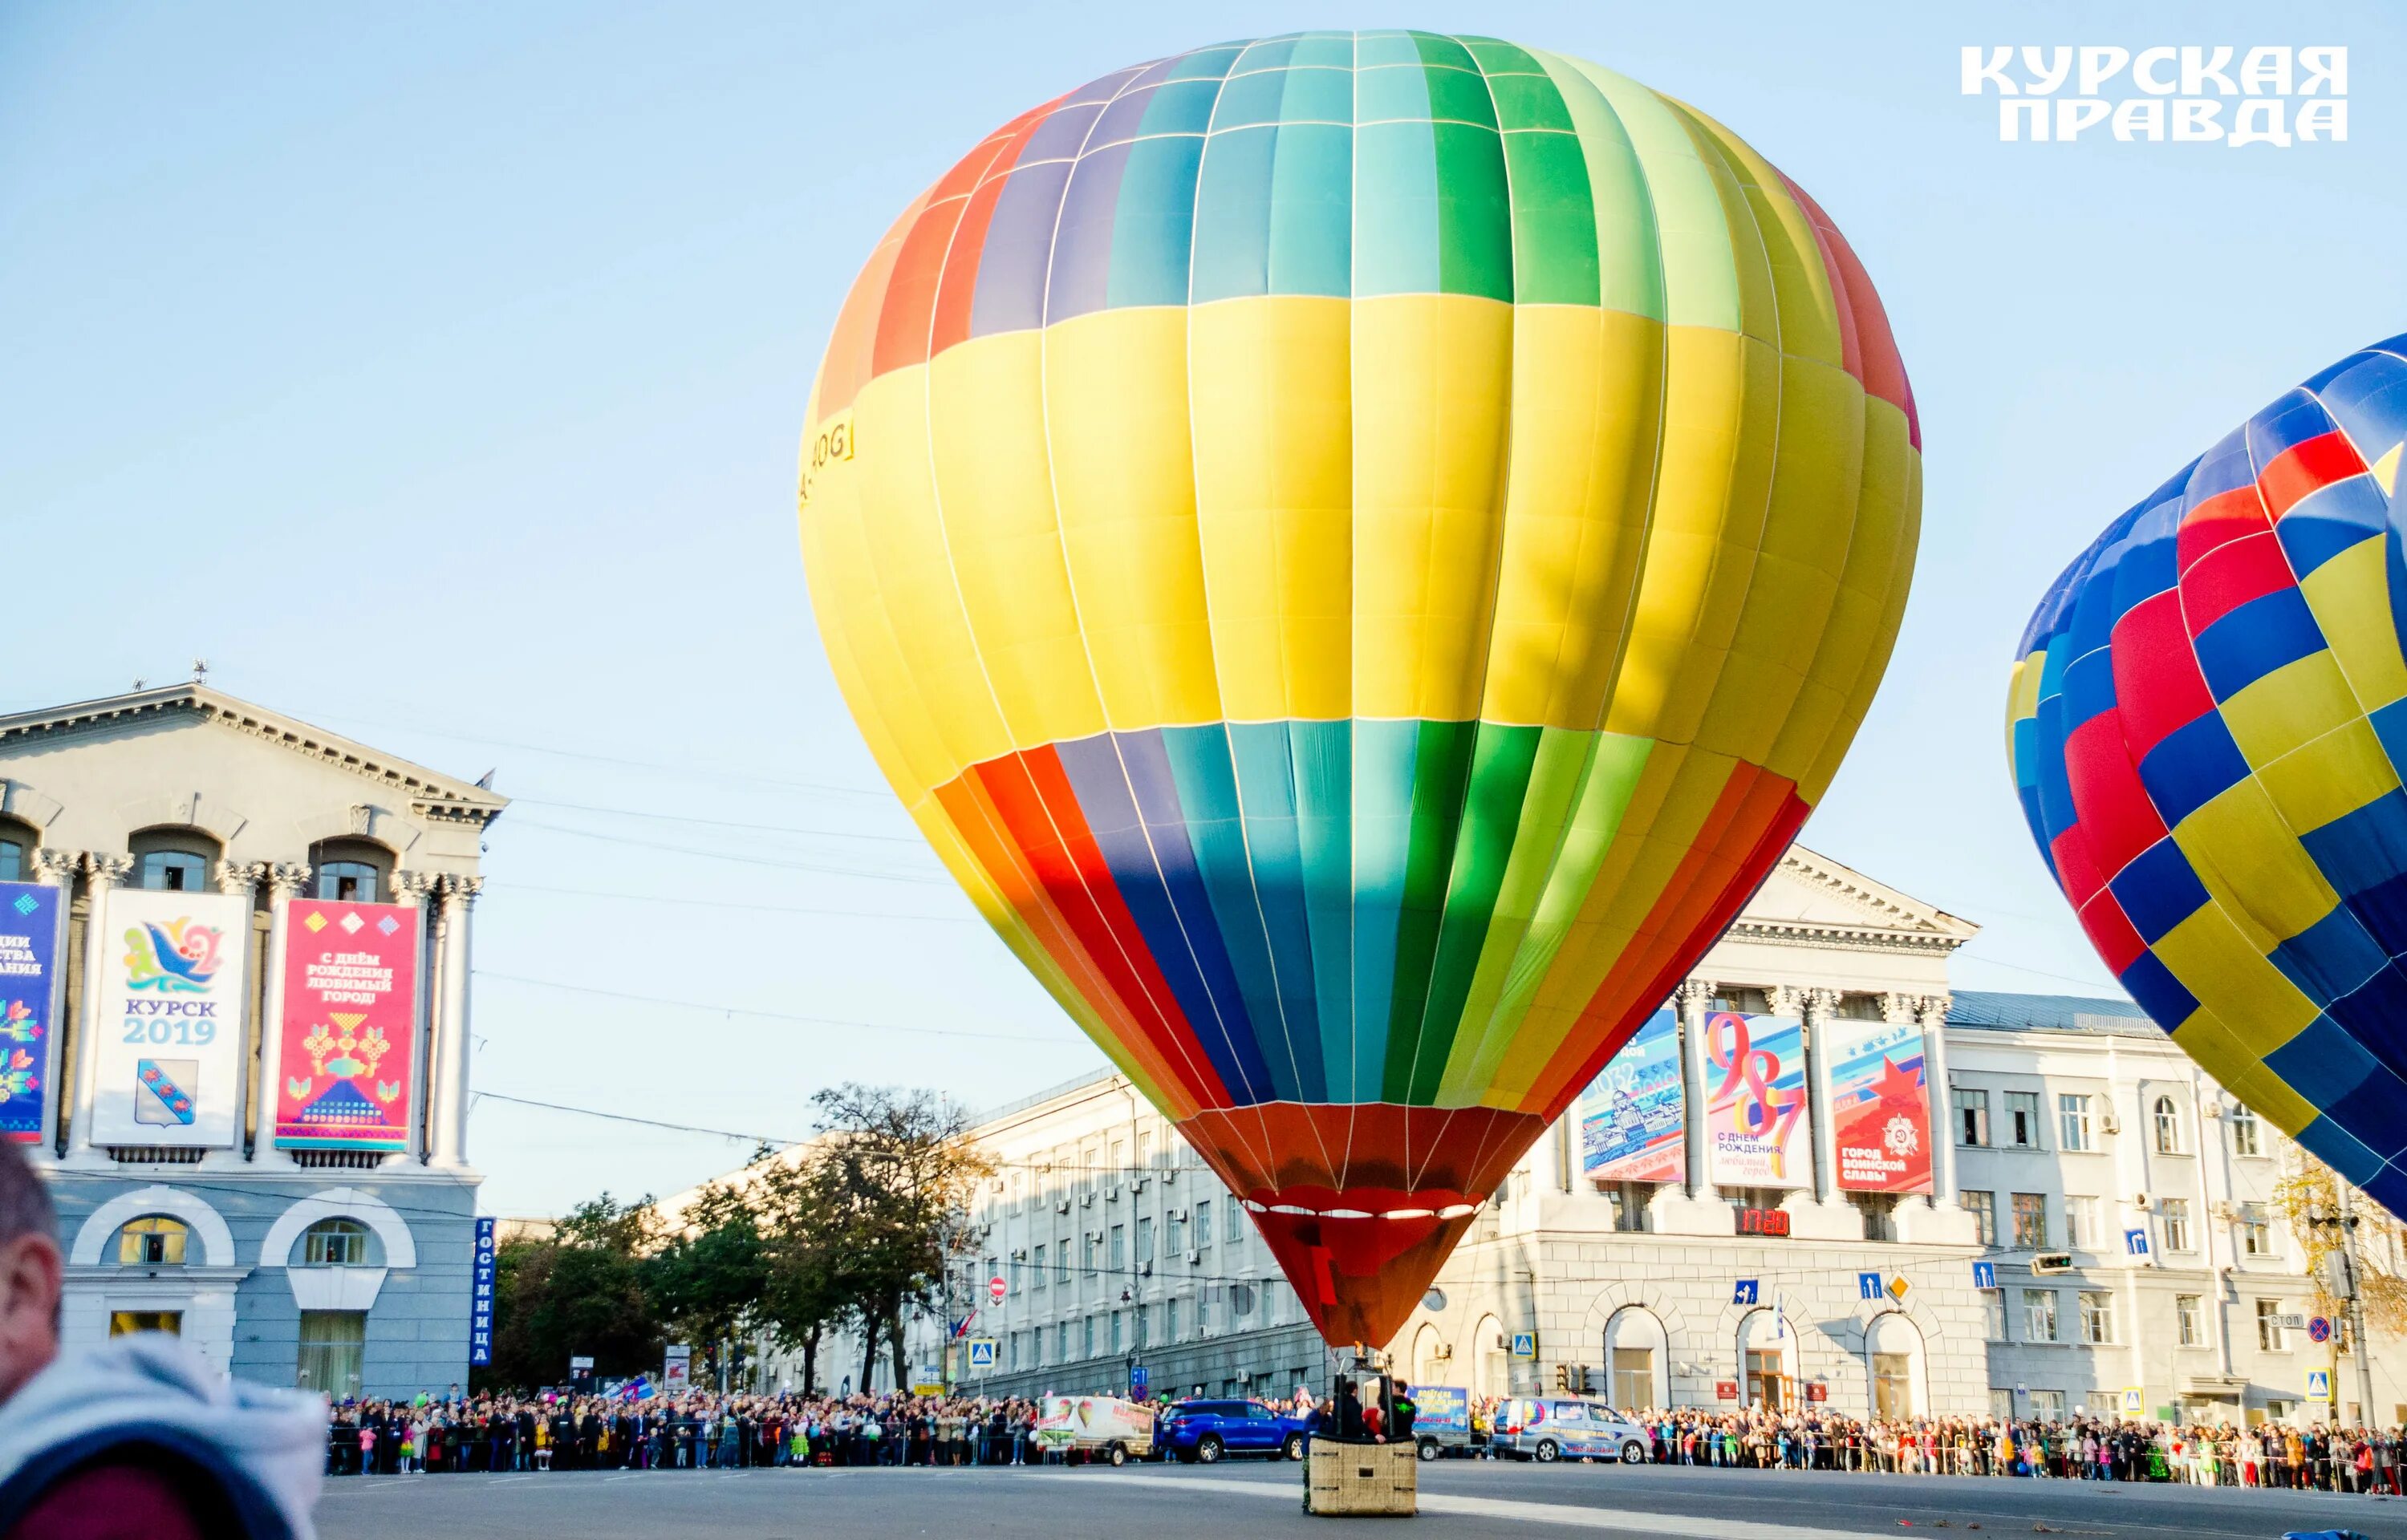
xmin=1103 ymin=1474 xmax=1881 ymax=1538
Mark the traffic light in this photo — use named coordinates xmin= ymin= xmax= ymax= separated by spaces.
xmin=1553 ymin=1364 xmax=1571 ymax=1392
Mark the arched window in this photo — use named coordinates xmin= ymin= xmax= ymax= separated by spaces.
xmin=300 ymin=1217 xmax=371 ymax=1266
xmin=1472 ymin=1314 xmax=1506 ymax=1399
xmin=0 ymin=815 xmax=37 ymax=883
xmin=129 ymin=827 xmax=221 ymax=893
xmin=2152 ymin=1096 xmax=2182 ymax=1154
xmin=116 ymin=1215 xmax=189 ymax=1266
xmin=308 ymin=838 xmax=393 ymax=904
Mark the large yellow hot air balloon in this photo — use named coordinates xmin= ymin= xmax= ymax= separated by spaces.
xmin=799 ymin=31 xmax=1921 ymax=1348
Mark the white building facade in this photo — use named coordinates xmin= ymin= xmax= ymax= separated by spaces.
xmin=885 ymin=847 xmax=2400 ymax=1429
xmin=0 ymin=685 xmax=501 ymax=1397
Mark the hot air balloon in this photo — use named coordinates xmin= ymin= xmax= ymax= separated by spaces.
xmin=800 ymin=31 xmax=1922 ymax=1348
xmin=2008 ymin=336 xmax=2407 ymax=1218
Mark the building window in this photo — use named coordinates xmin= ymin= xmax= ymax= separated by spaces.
xmin=1059 ymin=1322 xmax=1073 ymax=1362
xmin=1604 ymin=1181 xmax=1654 ymax=1233
xmin=2027 ymin=1389 xmax=2065 ymax=1423
xmin=136 ymin=850 xmax=209 ymax=892
xmin=2057 ymin=1093 xmax=2094 ymax=1153
xmin=2079 ymin=1291 xmax=2116 ymax=1344
xmin=1055 ymin=1238 xmax=1070 ymax=1288
xmin=1082 ymin=1316 xmax=1094 ymax=1359
xmin=296 ymin=1310 xmax=366 ymax=1398
xmin=1107 ymin=1224 xmax=1125 ymax=1274
xmin=2152 ymin=1096 xmax=2182 ymax=1153
xmin=1194 ymin=1200 xmax=1212 ymax=1249
xmin=110 ymin=1311 xmax=181 ymax=1337
xmin=2161 ymin=1198 xmax=2193 ymax=1254
xmin=1984 ymin=1290 xmax=2009 ymax=1341
xmin=1988 ymin=1389 xmax=2015 ymax=1420
xmin=2064 ymin=1195 xmax=2099 ymax=1250
xmin=2239 ymin=1202 xmax=2273 ymax=1258
xmin=2012 ymin=1192 xmax=2048 ymax=1250
xmin=2230 ymin=1105 xmax=2262 ymax=1157
xmin=0 ymin=840 xmax=20 ymax=882
xmin=1031 ymin=1242 xmax=1046 ymax=1291
xmin=1166 ymin=1210 xmax=1186 ymax=1254
xmin=2004 ymin=1091 xmax=2043 ymax=1149
xmin=1961 ymin=1189 xmax=1997 ymax=1246
xmin=1954 ymin=1088 xmax=1991 ymax=1147
xmin=300 ymin=1218 xmax=369 ymax=1267
xmin=1110 ymin=1311 xmax=1124 ymax=1354
xmin=2256 ymin=1299 xmax=2286 ymax=1352
xmin=1134 ymin=1217 xmax=1154 ymax=1267
xmin=2176 ymin=1294 xmax=2203 ymax=1347
xmin=315 ymin=861 xmax=381 ymax=903
xmin=1224 ymin=1198 xmax=1243 ymax=1244
xmin=1711 ymin=987 xmax=1769 ymax=1015
xmin=1167 ymin=1298 xmax=1181 ymax=1343
xmin=116 ymin=1215 xmax=189 ymax=1267
xmin=2022 ymin=1290 xmax=2058 ymax=1343
xmin=1872 ymin=1353 xmax=1913 ymax=1418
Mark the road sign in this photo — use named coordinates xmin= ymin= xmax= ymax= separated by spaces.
xmin=1885 ymin=1275 xmax=1911 ymax=1303
xmin=2124 ymin=1227 xmax=2150 ymax=1258
xmin=967 ymin=1338 xmax=998 ymax=1370
xmin=1509 ymin=1331 xmax=1536 ymax=1359
xmin=570 ymin=1355 xmax=595 ymax=1372
xmin=2121 ymin=1387 xmax=2143 ymax=1416
xmin=1972 ymin=1261 xmax=1997 ymax=1290
xmin=1857 ymin=1270 xmax=1883 ymax=1301
xmin=2274 ymin=1312 xmax=2308 ymax=1330
xmin=1732 ymin=1279 xmax=1759 ymax=1306
xmin=2308 ymin=1315 xmax=2332 ymax=1343
xmin=1715 ymin=1380 xmax=1739 ymax=1401
xmin=662 ymin=1344 xmax=692 ymax=1391
xmin=988 ymin=1274 xmax=1009 ymax=1306
xmin=1130 ymin=1364 xmax=1149 ymax=1399
xmin=2306 ymin=1369 xmax=2332 ymax=1403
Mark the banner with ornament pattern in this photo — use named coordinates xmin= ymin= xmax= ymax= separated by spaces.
xmin=0 ymin=882 xmax=63 ymax=1144
xmin=274 ymin=898 xmax=420 ymax=1151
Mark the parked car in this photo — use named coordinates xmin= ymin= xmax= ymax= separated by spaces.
xmin=1158 ymin=1399 xmax=1309 ymax=1464
xmin=1031 ymin=1396 xmax=1155 ymax=1465
xmin=1493 ymin=1399 xmax=1650 ymax=1464
xmin=1409 ymin=1385 xmax=1477 ymax=1461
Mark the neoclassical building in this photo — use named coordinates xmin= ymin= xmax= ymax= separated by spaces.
xmin=874 ymin=846 xmax=2401 ymax=1429
xmin=0 ymin=683 xmax=500 ymax=1396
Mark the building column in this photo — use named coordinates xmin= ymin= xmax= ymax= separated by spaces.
xmin=1800 ymin=988 xmax=1839 ymax=1205
xmin=67 ymin=853 xmax=132 ymax=1159
xmin=29 ymin=849 xmax=80 ymax=1153
xmin=213 ymin=861 xmax=266 ymax=1154
xmin=1915 ymin=995 xmax=1958 ymax=1206
xmin=252 ymin=863 xmax=311 ymax=1163
xmin=1677 ymin=979 xmax=1715 ymax=1202
xmin=392 ymin=872 xmax=438 ymax=1162
xmin=429 ymin=875 xmax=480 ymax=1168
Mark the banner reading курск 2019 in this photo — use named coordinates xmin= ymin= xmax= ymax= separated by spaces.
xmin=88 ymin=889 xmax=250 ymax=1147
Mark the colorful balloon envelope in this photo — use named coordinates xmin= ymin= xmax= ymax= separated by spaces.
xmin=2009 ymin=336 xmax=2407 ymax=1215
xmin=800 ymin=31 xmax=1922 ymax=1345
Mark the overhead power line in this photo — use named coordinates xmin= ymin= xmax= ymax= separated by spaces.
xmin=503 ymin=817 xmax=946 ymax=884
xmin=471 ymin=969 xmax=1057 ymax=1043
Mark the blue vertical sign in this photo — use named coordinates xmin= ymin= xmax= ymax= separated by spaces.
xmin=469 ymin=1217 xmax=497 ymax=1367
xmin=1857 ymin=1271 xmax=1884 ymax=1301
xmin=1973 ymin=1261 xmax=1997 ymax=1291
xmin=0 ymin=882 xmax=63 ymax=1145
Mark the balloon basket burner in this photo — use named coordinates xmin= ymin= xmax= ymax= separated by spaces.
xmin=1305 ymin=1437 xmax=1417 ymax=1517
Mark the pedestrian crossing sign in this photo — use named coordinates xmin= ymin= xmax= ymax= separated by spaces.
xmin=967 ymin=1338 xmax=998 ymax=1370
xmin=2120 ymin=1387 xmax=2142 ymax=1416
xmin=1509 ymin=1331 xmax=1536 ymax=1359
xmin=2307 ymin=1369 xmax=2332 ymax=1402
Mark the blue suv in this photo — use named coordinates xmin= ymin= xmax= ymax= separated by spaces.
xmin=1159 ymin=1400 xmax=1309 ymax=1464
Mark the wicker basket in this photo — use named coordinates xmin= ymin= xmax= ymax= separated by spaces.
xmin=1304 ymin=1437 xmax=1418 ymax=1516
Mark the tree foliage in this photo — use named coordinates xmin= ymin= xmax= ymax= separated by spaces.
xmin=2268 ymin=1157 xmax=2407 ymax=1337
xmin=479 ymin=1194 xmax=663 ymax=1392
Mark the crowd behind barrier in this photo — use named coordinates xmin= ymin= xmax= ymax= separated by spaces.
xmin=326 ymin=1387 xmax=2405 ymax=1494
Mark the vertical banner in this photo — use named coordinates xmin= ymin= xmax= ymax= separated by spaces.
xmin=0 ymin=881 xmax=63 ymax=1144
xmin=1703 ymin=1012 xmax=1812 ymax=1189
xmin=89 ymin=889 xmax=250 ymax=1147
xmin=469 ymin=1217 xmax=496 ymax=1367
xmin=1828 ymin=1014 xmax=1933 ymax=1193
xmin=273 ymin=899 xmax=421 ymax=1150
xmin=1579 ymin=1008 xmax=1684 ymax=1184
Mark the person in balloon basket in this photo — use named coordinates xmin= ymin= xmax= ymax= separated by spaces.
xmin=0 ymin=1139 xmax=326 ymax=1538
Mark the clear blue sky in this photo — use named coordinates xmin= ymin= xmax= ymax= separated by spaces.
xmin=6 ymin=2 xmax=2401 ymax=1216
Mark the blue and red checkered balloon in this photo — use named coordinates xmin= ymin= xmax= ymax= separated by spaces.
xmin=2009 ymin=335 xmax=2407 ymax=1214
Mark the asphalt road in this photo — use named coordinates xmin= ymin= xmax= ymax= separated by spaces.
xmin=318 ymin=1458 xmax=2405 ymax=1540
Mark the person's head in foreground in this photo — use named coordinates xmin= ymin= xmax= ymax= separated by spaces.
xmin=0 ymin=1138 xmax=327 ymax=1539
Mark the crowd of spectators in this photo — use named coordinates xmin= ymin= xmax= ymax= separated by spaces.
xmin=327 ymin=1384 xmax=2405 ymax=1498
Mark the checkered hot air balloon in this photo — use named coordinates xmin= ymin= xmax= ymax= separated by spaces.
xmin=2009 ymin=335 xmax=2407 ymax=1216
xmin=800 ymin=32 xmax=1922 ymax=1348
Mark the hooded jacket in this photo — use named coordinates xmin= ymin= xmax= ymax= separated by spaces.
xmin=0 ymin=1334 xmax=326 ymax=1538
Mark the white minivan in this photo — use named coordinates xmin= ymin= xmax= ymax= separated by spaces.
xmin=1495 ymin=1399 xmax=1650 ymax=1464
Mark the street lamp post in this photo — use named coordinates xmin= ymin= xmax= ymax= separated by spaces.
xmin=2305 ymin=1191 xmax=2378 ymax=1429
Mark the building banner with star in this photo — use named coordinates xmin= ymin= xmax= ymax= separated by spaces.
xmin=274 ymin=899 xmax=420 ymax=1151
xmin=90 ymin=888 xmax=252 ymax=1147
xmin=0 ymin=882 xmax=64 ymax=1145
xmin=1827 ymin=1014 xmax=1933 ymax=1194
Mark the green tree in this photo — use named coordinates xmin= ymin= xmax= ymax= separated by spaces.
xmin=650 ymin=1171 xmax=771 ymax=1390
xmin=478 ymin=1194 xmax=664 ymax=1392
